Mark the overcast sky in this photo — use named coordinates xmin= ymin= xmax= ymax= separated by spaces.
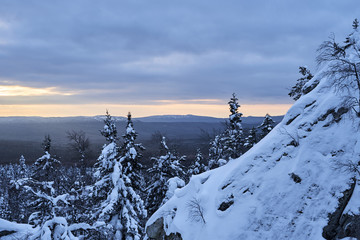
xmin=0 ymin=0 xmax=359 ymax=117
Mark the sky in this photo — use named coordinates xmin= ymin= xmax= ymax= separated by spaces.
xmin=0 ymin=0 xmax=359 ymax=117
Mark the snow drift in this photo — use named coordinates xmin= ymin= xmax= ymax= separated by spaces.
xmin=146 ymin=64 xmax=360 ymax=239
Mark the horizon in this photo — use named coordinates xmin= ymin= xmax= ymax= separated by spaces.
xmin=0 ymin=112 xmax=286 ymax=119
xmin=0 ymin=103 xmax=291 ymax=118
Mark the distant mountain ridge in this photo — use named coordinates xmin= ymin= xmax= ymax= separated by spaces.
xmin=0 ymin=114 xmax=284 ymax=124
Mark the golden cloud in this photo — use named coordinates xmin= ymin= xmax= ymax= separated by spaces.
xmin=0 ymin=85 xmax=75 ymax=97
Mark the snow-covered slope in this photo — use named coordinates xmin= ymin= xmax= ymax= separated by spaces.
xmin=146 ymin=67 xmax=360 ymax=239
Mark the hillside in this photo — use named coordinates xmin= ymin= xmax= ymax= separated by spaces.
xmin=146 ymin=54 xmax=360 ymax=239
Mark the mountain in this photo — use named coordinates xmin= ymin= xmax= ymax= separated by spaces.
xmin=136 ymin=114 xmax=225 ymax=123
xmin=0 ymin=114 xmax=283 ymax=124
xmin=145 ymin=60 xmax=360 ymax=239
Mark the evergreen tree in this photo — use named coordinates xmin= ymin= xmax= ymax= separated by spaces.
xmin=188 ymin=148 xmax=207 ymax=176
xmin=31 ymin=135 xmax=60 ymax=182
xmin=13 ymin=136 xmax=83 ymax=238
xmin=18 ymin=155 xmax=28 ymax=178
xmin=224 ymin=93 xmax=244 ymax=159
xmin=7 ymin=156 xmax=30 ymax=223
xmin=26 ymin=135 xmax=62 ymax=227
xmin=101 ymin=110 xmax=118 ymax=142
xmin=208 ymin=93 xmax=244 ymax=169
xmin=93 ymin=111 xmax=146 ymax=239
xmin=289 ymin=66 xmax=314 ymax=101
xmin=208 ymin=135 xmax=223 ymax=169
xmin=258 ymin=114 xmax=275 ymax=138
xmin=120 ymin=112 xmax=145 ymax=192
xmin=145 ymin=137 xmax=185 ymax=216
xmin=243 ymin=127 xmax=258 ymax=150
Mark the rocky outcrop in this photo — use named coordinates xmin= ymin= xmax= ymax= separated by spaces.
xmin=323 ymin=178 xmax=357 ymax=240
xmin=146 ymin=217 xmax=183 ymax=240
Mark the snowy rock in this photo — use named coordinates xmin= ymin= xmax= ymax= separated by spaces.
xmin=146 ymin=217 xmax=183 ymax=240
xmin=146 ymin=217 xmax=164 ymax=239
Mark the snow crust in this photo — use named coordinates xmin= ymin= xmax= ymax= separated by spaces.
xmin=147 ymin=68 xmax=360 ymax=239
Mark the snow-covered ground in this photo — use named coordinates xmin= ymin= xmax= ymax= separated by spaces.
xmin=147 ymin=65 xmax=360 ymax=239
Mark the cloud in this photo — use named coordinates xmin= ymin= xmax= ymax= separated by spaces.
xmin=0 ymin=85 xmax=75 ymax=97
xmin=0 ymin=0 xmax=359 ymax=116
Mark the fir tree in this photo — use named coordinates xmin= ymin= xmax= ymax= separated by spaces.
xmin=208 ymin=93 xmax=243 ymax=169
xmin=93 ymin=111 xmax=146 ymax=239
xmin=120 ymin=112 xmax=145 ymax=192
xmin=224 ymin=93 xmax=244 ymax=159
xmin=289 ymin=66 xmax=314 ymax=101
xmin=258 ymin=114 xmax=275 ymax=139
xmin=208 ymin=135 xmax=223 ymax=169
xmin=27 ymin=136 xmax=61 ymax=227
xmin=18 ymin=155 xmax=28 ymax=178
xmin=13 ymin=136 xmax=83 ymax=238
xmin=6 ymin=156 xmax=30 ymax=223
xmin=243 ymin=127 xmax=258 ymax=150
xmin=101 ymin=110 xmax=118 ymax=143
xmin=31 ymin=135 xmax=60 ymax=182
xmin=188 ymin=148 xmax=207 ymax=176
xmin=145 ymin=137 xmax=185 ymax=216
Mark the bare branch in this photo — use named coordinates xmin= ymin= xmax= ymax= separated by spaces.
xmin=186 ymin=197 xmax=206 ymax=224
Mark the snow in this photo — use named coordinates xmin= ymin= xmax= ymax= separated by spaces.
xmin=163 ymin=177 xmax=185 ymax=204
xmin=0 ymin=219 xmax=35 ymax=239
xmin=147 ymin=59 xmax=360 ymax=239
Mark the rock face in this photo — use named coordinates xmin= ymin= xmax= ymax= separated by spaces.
xmin=323 ymin=178 xmax=357 ymax=240
xmin=146 ymin=217 xmax=183 ymax=240
xmin=146 ymin=61 xmax=360 ymax=239
xmin=146 ymin=217 xmax=165 ymax=239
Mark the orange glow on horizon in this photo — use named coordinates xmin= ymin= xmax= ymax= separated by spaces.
xmin=0 ymin=103 xmax=292 ymax=118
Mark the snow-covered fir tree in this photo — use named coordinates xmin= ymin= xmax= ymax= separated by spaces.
xmin=101 ymin=110 xmax=118 ymax=142
xmin=208 ymin=93 xmax=243 ymax=169
xmin=243 ymin=127 xmax=258 ymax=150
xmin=188 ymin=148 xmax=207 ymax=177
xmin=31 ymin=135 xmax=61 ymax=182
xmin=208 ymin=135 xmax=223 ymax=169
xmin=258 ymin=114 xmax=275 ymax=139
xmin=13 ymin=135 xmax=84 ymax=239
xmin=120 ymin=112 xmax=145 ymax=193
xmin=6 ymin=157 xmax=30 ymax=223
xmin=27 ymin=136 xmax=61 ymax=220
xmin=145 ymin=137 xmax=185 ymax=216
xmin=18 ymin=155 xmax=28 ymax=178
xmin=93 ymin=111 xmax=146 ymax=240
xmin=224 ymin=93 xmax=244 ymax=158
xmin=289 ymin=66 xmax=314 ymax=101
